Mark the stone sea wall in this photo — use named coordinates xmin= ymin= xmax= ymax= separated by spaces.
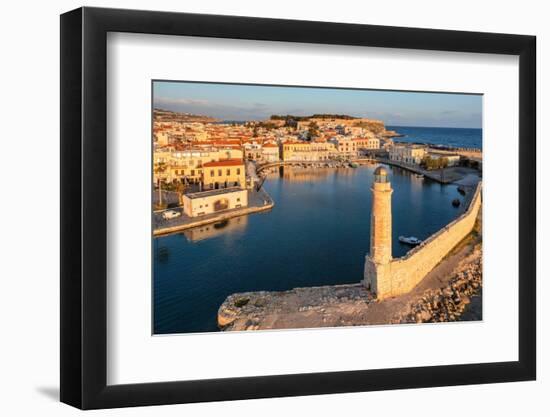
xmin=368 ymin=182 xmax=482 ymax=299
xmin=392 ymin=245 xmax=482 ymax=324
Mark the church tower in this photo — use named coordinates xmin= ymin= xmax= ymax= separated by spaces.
xmin=364 ymin=166 xmax=393 ymax=298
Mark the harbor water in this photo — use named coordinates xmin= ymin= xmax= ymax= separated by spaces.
xmin=154 ymin=164 xmax=469 ymax=334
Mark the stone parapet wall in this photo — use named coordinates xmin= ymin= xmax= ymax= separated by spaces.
xmin=365 ymin=182 xmax=482 ymax=299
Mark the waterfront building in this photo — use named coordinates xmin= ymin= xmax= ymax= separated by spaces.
xmin=355 ymin=136 xmax=380 ymax=152
xmin=328 ymin=136 xmax=381 ymax=158
xmin=153 ymin=149 xmax=220 ymax=184
xmin=182 ymin=187 xmax=248 ymax=217
xmin=261 ymin=143 xmax=280 ymax=162
xmin=281 ymin=141 xmax=336 ymax=161
xmin=388 ymin=144 xmax=426 ymax=165
xmin=329 ymin=136 xmax=358 ymax=157
xmin=202 ymin=159 xmax=246 ymax=188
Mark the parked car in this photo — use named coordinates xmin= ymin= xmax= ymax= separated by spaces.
xmin=162 ymin=210 xmax=181 ymax=220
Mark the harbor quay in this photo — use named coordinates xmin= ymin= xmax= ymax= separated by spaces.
xmin=367 ymin=157 xmax=480 ymax=184
xmin=153 ymin=188 xmax=273 ymax=236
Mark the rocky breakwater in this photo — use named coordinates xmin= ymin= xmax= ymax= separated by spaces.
xmin=217 ymin=243 xmax=482 ymax=331
xmin=391 ymin=245 xmax=482 ymax=324
xmin=218 ymin=284 xmax=375 ymax=331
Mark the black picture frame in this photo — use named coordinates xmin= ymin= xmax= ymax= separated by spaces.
xmin=60 ymin=6 xmax=536 ymax=410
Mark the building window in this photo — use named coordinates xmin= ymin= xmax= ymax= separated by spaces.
xmin=237 ymin=168 xmax=241 ymax=175
xmin=226 ymin=169 xmax=230 ymax=176
xmin=191 ymin=170 xmax=195 ymax=176
xmin=218 ymin=169 xmax=222 ymax=176
xmin=237 ymin=198 xmax=240 ymax=202
xmin=210 ymin=170 xmax=214 ymax=177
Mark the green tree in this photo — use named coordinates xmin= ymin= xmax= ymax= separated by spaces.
xmin=421 ymin=155 xmax=449 ymax=170
xmin=421 ymin=155 xmax=433 ymax=169
xmin=307 ymin=121 xmax=320 ymax=139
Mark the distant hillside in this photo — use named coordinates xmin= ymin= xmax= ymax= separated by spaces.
xmin=154 ymin=109 xmax=218 ymax=123
xmin=352 ymin=119 xmax=386 ymax=134
xmin=270 ymin=114 xmax=358 ymax=121
xmin=269 ymin=114 xmax=387 ymax=134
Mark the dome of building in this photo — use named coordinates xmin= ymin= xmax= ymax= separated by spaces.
xmin=374 ymin=166 xmax=388 ymax=177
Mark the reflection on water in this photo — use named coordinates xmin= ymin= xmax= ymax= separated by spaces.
xmin=279 ymin=165 xmax=360 ymax=181
xmin=154 ymin=164 xmax=466 ymax=334
xmin=156 ymin=246 xmax=171 ymax=264
xmin=182 ymin=216 xmax=249 ymax=242
xmin=280 ymin=166 xmax=331 ymax=182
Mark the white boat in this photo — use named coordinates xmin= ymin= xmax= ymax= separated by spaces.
xmin=399 ymin=236 xmax=422 ymax=246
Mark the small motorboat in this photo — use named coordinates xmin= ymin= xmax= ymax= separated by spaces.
xmin=399 ymin=236 xmax=422 ymax=246
xmin=414 ymin=173 xmax=424 ymax=179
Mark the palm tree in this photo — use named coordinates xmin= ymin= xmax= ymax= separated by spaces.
xmin=154 ymin=162 xmax=167 ymax=206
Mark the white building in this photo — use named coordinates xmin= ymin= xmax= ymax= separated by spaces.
xmin=261 ymin=143 xmax=280 ymax=162
xmin=182 ymin=187 xmax=248 ymax=217
xmin=388 ymin=144 xmax=427 ymax=165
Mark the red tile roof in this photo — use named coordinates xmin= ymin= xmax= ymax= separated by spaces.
xmin=202 ymin=140 xmax=242 ymax=146
xmin=202 ymin=159 xmax=245 ymax=167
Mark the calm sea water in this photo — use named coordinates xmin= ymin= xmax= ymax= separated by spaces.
xmin=153 ymin=164 xmax=468 ymax=334
xmin=387 ymin=126 xmax=482 ymax=150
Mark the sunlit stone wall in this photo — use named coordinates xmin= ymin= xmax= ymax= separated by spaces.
xmin=364 ymin=182 xmax=482 ymax=299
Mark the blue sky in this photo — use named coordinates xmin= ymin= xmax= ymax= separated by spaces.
xmin=153 ymin=81 xmax=482 ymax=128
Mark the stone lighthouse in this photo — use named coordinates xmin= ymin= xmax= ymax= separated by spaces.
xmin=364 ymin=166 xmax=393 ymax=298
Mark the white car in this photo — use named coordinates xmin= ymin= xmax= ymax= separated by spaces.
xmin=162 ymin=210 xmax=181 ymax=220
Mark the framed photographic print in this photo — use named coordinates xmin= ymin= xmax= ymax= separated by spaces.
xmin=60 ymin=6 xmax=536 ymax=409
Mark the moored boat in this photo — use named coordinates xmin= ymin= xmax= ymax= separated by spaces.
xmin=399 ymin=236 xmax=422 ymax=246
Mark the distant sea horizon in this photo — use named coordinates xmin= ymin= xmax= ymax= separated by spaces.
xmin=387 ymin=125 xmax=482 ymax=150
xmin=212 ymin=121 xmax=483 ymax=150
